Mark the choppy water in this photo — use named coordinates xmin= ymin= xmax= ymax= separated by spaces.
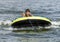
xmin=0 ymin=0 xmax=60 ymax=42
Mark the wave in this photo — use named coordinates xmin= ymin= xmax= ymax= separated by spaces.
xmin=0 ymin=10 xmax=23 ymax=14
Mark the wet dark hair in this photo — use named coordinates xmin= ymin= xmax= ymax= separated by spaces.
xmin=25 ymin=9 xmax=30 ymax=12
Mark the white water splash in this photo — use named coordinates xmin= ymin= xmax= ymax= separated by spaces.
xmin=51 ymin=21 xmax=60 ymax=28
xmin=0 ymin=20 xmax=12 ymax=26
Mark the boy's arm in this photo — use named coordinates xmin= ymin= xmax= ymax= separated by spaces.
xmin=22 ymin=13 xmax=25 ymax=17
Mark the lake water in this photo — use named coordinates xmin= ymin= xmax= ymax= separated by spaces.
xmin=0 ymin=0 xmax=60 ymax=42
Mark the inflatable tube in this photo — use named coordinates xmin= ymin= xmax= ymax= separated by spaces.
xmin=11 ymin=16 xmax=51 ymax=28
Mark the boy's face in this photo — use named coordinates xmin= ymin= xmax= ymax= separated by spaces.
xmin=26 ymin=11 xmax=30 ymax=14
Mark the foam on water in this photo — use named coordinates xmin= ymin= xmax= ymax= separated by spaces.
xmin=0 ymin=20 xmax=12 ymax=25
xmin=51 ymin=21 xmax=60 ymax=28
